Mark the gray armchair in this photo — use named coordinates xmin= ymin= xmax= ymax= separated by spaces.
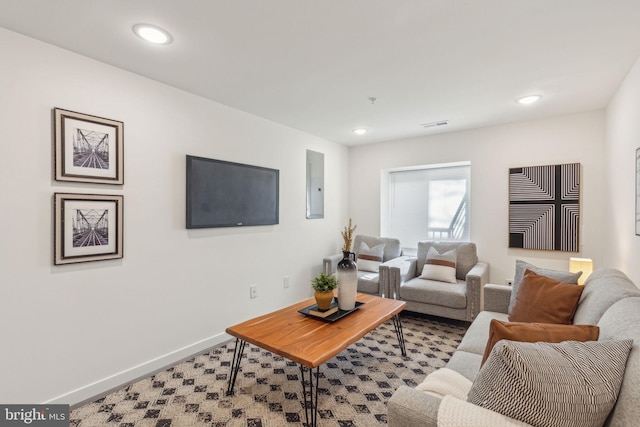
xmin=384 ymin=241 xmax=489 ymax=322
xmin=323 ymin=235 xmax=403 ymax=297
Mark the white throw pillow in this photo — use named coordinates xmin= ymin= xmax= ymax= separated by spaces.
xmin=356 ymin=241 xmax=385 ymax=273
xmin=420 ymin=247 xmax=457 ymax=284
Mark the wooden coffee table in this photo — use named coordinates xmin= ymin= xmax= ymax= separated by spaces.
xmin=225 ymin=293 xmax=407 ymax=427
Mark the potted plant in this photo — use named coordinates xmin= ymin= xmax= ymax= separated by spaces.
xmin=311 ymin=273 xmax=338 ymax=310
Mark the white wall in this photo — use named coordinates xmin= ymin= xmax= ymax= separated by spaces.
xmin=0 ymin=28 xmax=349 ymax=405
xmin=349 ymin=111 xmax=607 ymax=284
xmin=4 ymin=20 xmax=639 ymax=407
xmin=605 ymin=56 xmax=640 ymax=284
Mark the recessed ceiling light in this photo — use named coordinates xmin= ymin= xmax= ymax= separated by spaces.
xmin=517 ymin=95 xmax=542 ymax=105
xmin=353 ymin=128 xmax=367 ymax=135
xmin=132 ymin=24 xmax=173 ymax=45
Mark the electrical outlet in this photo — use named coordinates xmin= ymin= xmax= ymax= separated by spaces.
xmin=283 ymin=276 xmax=290 ymax=288
xmin=250 ymin=284 xmax=258 ymax=298
xmin=505 ymin=279 xmax=514 ymax=286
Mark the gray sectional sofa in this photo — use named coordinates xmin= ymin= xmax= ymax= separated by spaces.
xmin=388 ymin=268 xmax=640 ymax=426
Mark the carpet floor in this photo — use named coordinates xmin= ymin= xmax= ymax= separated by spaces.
xmin=70 ymin=313 xmax=468 ymax=427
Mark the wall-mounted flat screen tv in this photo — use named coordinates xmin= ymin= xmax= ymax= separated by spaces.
xmin=186 ymin=155 xmax=279 ymax=229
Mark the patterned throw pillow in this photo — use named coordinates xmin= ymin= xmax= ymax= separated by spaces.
xmin=356 ymin=241 xmax=385 ymax=273
xmin=481 ymin=319 xmax=600 ymax=366
xmin=469 ymin=339 xmax=633 ymax=427
xmin=509 ymin=260 xmax=582 ymax=313
xmin=419 ymin=247 xmax=457 ymax=284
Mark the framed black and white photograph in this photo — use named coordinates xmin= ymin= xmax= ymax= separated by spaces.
xmin=54 ymin=193 xmax=124 ymax=265
xmin=636 ymin=148 xmax=640 ymax=235
xmin=54 ymin=108 xmax=124 ymax=184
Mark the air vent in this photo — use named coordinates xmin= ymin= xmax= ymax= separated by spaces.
xmin=421 ymin=120 xmax=449 ymax=128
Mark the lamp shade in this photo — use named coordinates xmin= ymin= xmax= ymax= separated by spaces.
xmin=569 ymin=258 xmax=593 ymax=286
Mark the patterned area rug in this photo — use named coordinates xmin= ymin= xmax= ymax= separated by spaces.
xmin=70 ymin=313 xmax=468 ymax=426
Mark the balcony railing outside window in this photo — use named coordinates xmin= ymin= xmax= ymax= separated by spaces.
xmin=382 ymin=162 xmax=471 ymax=250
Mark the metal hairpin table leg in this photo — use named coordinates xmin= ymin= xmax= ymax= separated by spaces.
xmin=226 ymin=338 xmax=247 ymax=396
xmin=299 ymin=365 xmax=320 ymax=427
xmin=393 ymin=315 xmax=407 ymax=356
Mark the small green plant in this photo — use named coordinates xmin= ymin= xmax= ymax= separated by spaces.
xmin=311 ymin=273 xmax=338 ymax=292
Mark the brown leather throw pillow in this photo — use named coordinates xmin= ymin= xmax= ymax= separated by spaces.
xmin=508 ymin=269 xmax=584 ymax=324
xmin=481 ymin=319 xmax=600 ymax=366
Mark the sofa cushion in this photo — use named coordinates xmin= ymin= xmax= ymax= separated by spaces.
xmin=456 ymin=311 xmax=509 ymax=355
xmin=573 ymin=268 xmax=640 ymax=325
xmin=468 ymin=339 xmax=633 ymax=427
xmin=509 ymin=259 xmax=582 ymax=313
xmin=419 ymin=247 xmax=457 ymax=284
xmin=400 ymin=278 xmax=467 ymax=309
xmin=445 ymin=350 xmax=484 ymax=382
xmin=481 ymin=319 xmax=600 ymax=365
xmin=595 ymin=297 xmax=640 ymax=427
xmin=417 ymin=241 xmax=478 ymax=281
xmin=356 ymin=241 xmax=385 ymax=272
xmin=356 ymin=271 xmax=379 ymax=294
xmin=509 ymin=269 xmax=583 ymax=324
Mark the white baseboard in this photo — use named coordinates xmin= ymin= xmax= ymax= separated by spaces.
xmin=44 ymin=332 xmax=232 ymax=408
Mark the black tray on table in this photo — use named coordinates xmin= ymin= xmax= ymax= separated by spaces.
xmin=299 ymin=299 xmax=364 ymax=322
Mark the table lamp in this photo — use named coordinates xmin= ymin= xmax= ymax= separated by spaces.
xmin=569 ymin=257 xmax=593 ymax=286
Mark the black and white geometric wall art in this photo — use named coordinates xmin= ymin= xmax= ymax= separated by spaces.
xmin=509 ymin=163 xmax=580 ymax=252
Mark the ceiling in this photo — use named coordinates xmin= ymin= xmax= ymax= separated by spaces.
xmin=2 ymin=0 xmax=640 ymax=146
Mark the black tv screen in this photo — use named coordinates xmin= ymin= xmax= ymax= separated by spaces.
xmin=186 ymin=155 xmax=279 ymax=229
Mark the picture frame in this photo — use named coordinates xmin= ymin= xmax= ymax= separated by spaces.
xmin=636 ymin=147 xmax=640 ymax=235
xmin=54 ymin=193 xmax=124 ymax=265
xmin=54 ymin=108 xmax=124 ymax=184
xmin=508 ymin=163 xmax=580 ymax=252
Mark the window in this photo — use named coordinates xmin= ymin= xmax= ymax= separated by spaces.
xmin=381 ymin=162 xmax=470 ymax=251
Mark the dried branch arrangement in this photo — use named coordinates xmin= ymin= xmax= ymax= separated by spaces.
xmin=341 ymin=218 xmax=357 ymax=252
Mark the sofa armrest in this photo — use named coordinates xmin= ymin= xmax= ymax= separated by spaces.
xmin=322 ymin=253 xmax=343 ymax=275
xmin=386 ymin=257 xmax=417 ymax=299
xmin=465 ymin=261 xmax=490 ymax=321
xmin=388 ymin=385 xmax=441 ymax=427
xmin=483 ymin=283 xmax=512 ymax=314
xmin=467 ymin=261 xmax=490 ymax=282
xmin=378 ymin=255 xmax=410 ymax=298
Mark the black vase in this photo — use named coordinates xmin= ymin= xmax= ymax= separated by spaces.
xmin=337 ymin=251 xmax=358 ymax=310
